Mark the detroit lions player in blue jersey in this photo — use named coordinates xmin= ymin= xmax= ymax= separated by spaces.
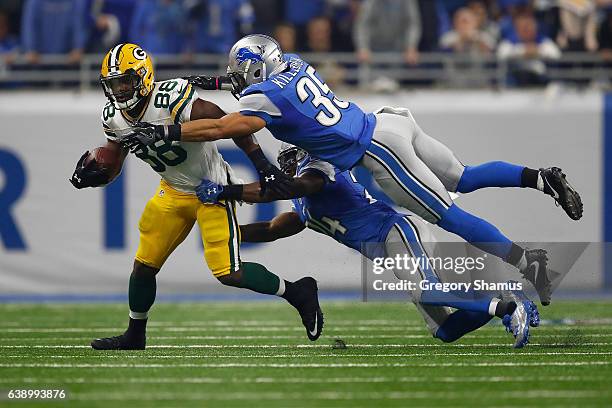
xmin=126 ymin=34 xmax=582 ymax=306
xmin=195 ymin=143 xmax=540 ymax=348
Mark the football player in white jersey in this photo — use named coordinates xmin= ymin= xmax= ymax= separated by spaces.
xmin=69 ymin=43 xmax=323 ymax=349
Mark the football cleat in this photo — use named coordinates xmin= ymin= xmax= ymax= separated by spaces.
xmin=540 ymin=167 xmax=583 ymax=221
xmin=285 ymin=277 xmax=324 ymax=341
xmin=500 ymin=281 xmax=540 ymax=327
xmin=520 ymin=249 xmax=552 ymax=306
xmin=502 ymin=300 xmax=532 ymax=349
xmin=91 ymin=331 xmax=146 ymax=350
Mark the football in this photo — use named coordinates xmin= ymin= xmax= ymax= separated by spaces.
xmin=85 ymin=145 xmax=122 ymax=173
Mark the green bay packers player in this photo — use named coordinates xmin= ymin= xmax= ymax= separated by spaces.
xmin=69 ymin=43 xmax=323 ymax=349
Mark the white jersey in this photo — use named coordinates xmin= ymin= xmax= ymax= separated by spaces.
xmin=102 ymin=78 xmax=240 ymax=193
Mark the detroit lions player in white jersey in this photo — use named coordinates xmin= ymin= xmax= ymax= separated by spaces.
xmin=125 ymin=35 xmax=583 ymax=307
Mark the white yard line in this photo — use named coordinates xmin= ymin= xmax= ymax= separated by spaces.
xmin=0 ymin=375 xmax=602 ymax=385
xmin=0 ymin=326 xmax=433 ymax=333
xmin=46 ymin=389 xmax=612 ymax=401
xmin=3 ymin=324 xmax=610 ymax=333
xmin=2 ymin=333 xmax=612 ymax=342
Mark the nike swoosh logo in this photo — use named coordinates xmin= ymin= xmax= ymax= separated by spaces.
xmin=309 ymin=313 xmax=319 ymax=337
xmin=544 ymin=177 xmax=560 ymax=199
xmin=529 ymin=261 xmax=540 ymax=281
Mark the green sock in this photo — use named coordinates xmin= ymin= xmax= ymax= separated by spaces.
xmin=128 ymin=273 xmax=157 ymax=317
xmin=240 ymin=262 xmax=284 ymax=296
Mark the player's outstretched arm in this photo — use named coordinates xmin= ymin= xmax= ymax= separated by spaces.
xmin=240 ymin=212 xmax=306 ymax=243
xmin=126 ymin=112 xmax=266 ymax=146
xmin=188 ymin=98 xmax=293 ymax=196
xmin=184 ymin=75 xmax=235 ymax=92
xmin=196 ymin=171 xmax=326 ymax=204
xmin=181 ymin=112 xmax=266 ymax=142
xmin=190 ymin=98 xmax=260 ymax=154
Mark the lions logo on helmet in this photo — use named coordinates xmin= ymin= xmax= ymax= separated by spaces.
xmin=236 ymin=47 xmax=264 ymax=65
xmin=100 ymin=43 xmax=155 ymax=110
xmin=227 ymin=35 xmax=288 ymax=94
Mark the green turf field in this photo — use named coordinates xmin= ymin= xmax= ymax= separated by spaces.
xmin=0 ymin=300 xmax=611 ymax=407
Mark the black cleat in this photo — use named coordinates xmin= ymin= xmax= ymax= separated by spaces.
xmin=285 ymin=277 xmax=324 ymax=341
xmin=540 ymin=167 xmax=583 ymax=220
xmin=520 ymin=249 xmax=552 ymax=306
xmin=91 ymin=331 xmax=146 ymax=350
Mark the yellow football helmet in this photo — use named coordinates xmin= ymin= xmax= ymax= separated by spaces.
xmin=100 ymin=43 xmax=154 ymax=110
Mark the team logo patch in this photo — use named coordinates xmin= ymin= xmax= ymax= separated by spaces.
xmin=236 ymin=47 xmax=264 ymax=65
xmin=133 ymin=47 xmax=147 ymax=61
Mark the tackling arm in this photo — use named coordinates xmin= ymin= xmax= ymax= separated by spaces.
xmin=240 ymin=211 xmax=306 ymax=243
xmin=180 ymin=112 xmax=266 ymax=142
xmin=189 ymin=98 xmax=292 ymax=195
xmin=189 ymin=98 xmax=261 ymax=155
xmin=238 ymin=171 xmax=326 ymax=203
xmin=197 ymin=170 xmax=327 ymax=204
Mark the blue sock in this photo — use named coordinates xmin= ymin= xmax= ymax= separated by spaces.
xmin=437 ymin=204 xmax=513 ymax=260
xmin=435 ymin=310 xmax=493 ymax=343
xmin=420 ymin=289 xmax=494 ymax=315
xmin=457 ymin=162 xmax=524 ymax=193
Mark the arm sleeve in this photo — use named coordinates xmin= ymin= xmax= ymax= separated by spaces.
xmin=238 ymin=92 xmax=282 ymax=125
xmin=128 ymin=2 xmax=146 ymax=44
xmin=404 ymin=0 xmax=422 ymax=50
xmin=21 ymin=0 xmax=39 ymax=52
xmin=497 ymin=41 xmax=524 ymax=59
xmin=439 ymin=32 xmax=457 ymax=50
xmin=354 ymin=0 xmax=374 ymax=51
xmin=538 ymin=39 xmax=561 ymax=60
xmin=237 ymin=0 xmax=255 ymax=32
xmin=72 ymin=0 xmax=89 ymax=50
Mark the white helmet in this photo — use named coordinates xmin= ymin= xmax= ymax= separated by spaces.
xmin=227 ymin=34 xmax=288 ymax=94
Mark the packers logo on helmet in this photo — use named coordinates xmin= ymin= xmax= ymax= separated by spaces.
xmin=100 ymin=43 xmax=154 ymax=110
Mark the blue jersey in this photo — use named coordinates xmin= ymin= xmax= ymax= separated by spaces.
xmin=291 ymin=156 xmax=402 ymax=260
xmin=239 ymin=54 xmax=377 ymax=171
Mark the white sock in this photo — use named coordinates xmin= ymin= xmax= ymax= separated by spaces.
xmin=488 ymin=298 xmax=501 ymax=317
xmin=275 ymin=279 xmax=286 ymax=296
xmin=536 ymin=172 xmax=544 ymax=192
xmin=129 ymin=311 xmax=148 ymax=320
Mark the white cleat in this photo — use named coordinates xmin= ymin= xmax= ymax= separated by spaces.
xmin=502 ymin=300 xmax=532 ymax=349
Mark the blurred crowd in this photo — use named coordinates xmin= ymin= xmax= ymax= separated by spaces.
xmin=1 ymin=0 xmax=612 ymax=87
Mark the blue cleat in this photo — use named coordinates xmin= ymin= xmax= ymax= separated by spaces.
xmin=501 ymin=281 xmax=540 ymax=328
xmin=502 ymin=300 xmax=532 ymax=349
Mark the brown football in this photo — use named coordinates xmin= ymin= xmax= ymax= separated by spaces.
xmin=85 ymin=145 xmax=122 ymax=173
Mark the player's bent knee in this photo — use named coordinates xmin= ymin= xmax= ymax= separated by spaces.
xmin=217 ymin=268 xmax=243 ymax=287
xmin=434 ymin=327 xmax=460 ymax=343
xmin=132 ymin=260 xmax=159 ymax=278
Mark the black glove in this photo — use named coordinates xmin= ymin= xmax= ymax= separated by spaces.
xmin=121 ymin=122 xmax=181 ymax=151
xmin=69 ymin=151 xmax=110 ymax=189
xmin=184 ymin=75 xmax=235 ymax=92
xmin=248 ymin=148 xmax=295 ymax=197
